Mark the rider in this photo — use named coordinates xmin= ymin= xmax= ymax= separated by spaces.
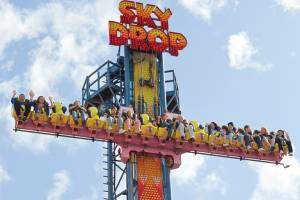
xmin=11 ymin=90 xmax=35 ymax=121
xmin=33 ymin=96 xmax=50 ymax=116
xmin=69 ymin=100 xmax=86 ymax=125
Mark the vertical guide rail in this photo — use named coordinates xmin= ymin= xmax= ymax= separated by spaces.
xmin=124 ymin=46 xmax=131 ymax=106
xmin=162 ymin=158 xmax=172 ymax=200
xmin=157 ymin=53 xmax=166 ymax=114
xmin=107 ymin=142 xmax=114 ymax=200
xmin=126 ymin=153 xmax=138 ymax=200
xmin=126 ymin=162 xmax=133 ymax=200
xmin=124 ymin=45 xmax=139 ymax=200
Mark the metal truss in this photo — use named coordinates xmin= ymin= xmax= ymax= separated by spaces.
xmin=82 ymin=60 xmax=125 ymax=108
xmin=164 ymin=70 xmax=180 ymax=113
xmin=103 ymin=142 xmax=128 ymax=200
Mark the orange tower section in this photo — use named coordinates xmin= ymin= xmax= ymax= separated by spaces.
xmin=137 ymin=155 xmax=164 ymax=200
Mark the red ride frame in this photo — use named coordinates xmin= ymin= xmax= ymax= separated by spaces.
xmin=14 ymin=120 xmax=283 ymax=169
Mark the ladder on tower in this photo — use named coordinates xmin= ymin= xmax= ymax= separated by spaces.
xmin=165 ymin=70 xmax=180 ymax=113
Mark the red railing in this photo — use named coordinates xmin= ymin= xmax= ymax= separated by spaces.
xmin=14 ymin=120 xmax=283 ymax=169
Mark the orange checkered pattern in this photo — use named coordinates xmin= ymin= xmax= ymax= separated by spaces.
xmin=137 ymin=155 xmax=164 ymax=200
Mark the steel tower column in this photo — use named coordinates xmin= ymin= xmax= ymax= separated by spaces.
xmin=107 ymin=142 xmax=114 ymax=200
xmin=157 ymin=53 xmax=167 ymax=114
xmin=124 ymin=46 xmax=131 ymax=106
xmin=124 ymin=45 xmax=139 ymax=200
xmin=162 ymin=158 xmax=172 ymax=200
xmin=126 ymin=153 xmax=138 ymax=200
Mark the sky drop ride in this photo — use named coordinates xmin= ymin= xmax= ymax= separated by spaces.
xmin=13 ymin=1 xmax=290 ymax=200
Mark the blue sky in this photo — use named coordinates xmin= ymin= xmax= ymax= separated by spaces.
xmin=0 ymin=0 xmax=300 ymax=200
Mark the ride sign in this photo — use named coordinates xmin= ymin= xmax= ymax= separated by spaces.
xmin=109 ymin=0 xmax=188 ymax=56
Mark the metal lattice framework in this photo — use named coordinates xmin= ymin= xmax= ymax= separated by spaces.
xmin=81 ymin=57 xmax=182 ymax=200
xmin=103 ymin=142 xmax=128 ymax=200
xmin=164 ymin=70 xmax=180 ymax=113
xmin=82 ymin=59 xmax=128 ymax=200
xmin=82 ymin=60 xmax=125 ymax=108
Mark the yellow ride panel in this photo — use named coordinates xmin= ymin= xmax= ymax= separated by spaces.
xmin=133 ymin=52 xmax=159 ymax=117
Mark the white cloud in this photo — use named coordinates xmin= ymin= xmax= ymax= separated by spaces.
xmin=47 ymin=170 xmax=70 ymax=200
xmin=9 ymin=131 xmax=54 ymax=153
xmin=0 ymin=164 xmax=11 ymax=185
xmin=70 ymin=64 xmax=96 ymax=91
xmin=0 ymin=1 xmax=26 ymax=59
xmin=172 ymin=153 xmax=205 ymax=184
xmin=227 ymin=31 xmax=272 ymax=71
xmin=277 ymin=0 xmax=300 ymax=11
xmin=172 ymin=154 xmax=227 ymax=198
xmin=0 ymin=76 xmax=22 ymax=97
xmin=250 ymin=156 xmax=300 ymax=200
xmin=201 ymin=172 xmax=226 ymax=195
xmin=21 ymin=0 xmax=117 ymax=95
xmin=0 ymin=0 xmax=119 ymax=152
xmin=0 ymin=0 xmax=118 ymax=94
xmin=178 ymin=0 xmax=238 ymax=22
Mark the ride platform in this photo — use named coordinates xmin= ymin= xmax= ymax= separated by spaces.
xmin=14 ymin=119 xmax=284 ymax=169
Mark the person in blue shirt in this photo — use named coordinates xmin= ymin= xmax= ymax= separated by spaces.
xmin=33 ymin=96 xmax=50 ymax=116
xmin=11 ymin=90 xmax=35 ymax=121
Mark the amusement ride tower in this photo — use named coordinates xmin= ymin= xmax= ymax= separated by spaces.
xmin=13 ymin=1 xmax=290 ymax=200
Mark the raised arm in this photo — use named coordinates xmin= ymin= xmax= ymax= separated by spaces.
xmin=29 ymin=90 xmax=35 ymax=101
xmin=11 ymin=90 xmax=17 ymax=104
xmin=69 ymin=104 xmax=77 ymax=111
xmin=45 ymin=102 xmax=50 ymax=116
xmin=284 ymin=131 xmax=291 ymax=141
xmin=12 ymin=90 xmax=17 ymax=98
xmin=79 ymin=105 xmax=87 ymax=112
xmin=48 ymin=96 xmax=55 ymax=108
xmin=28 ymin=90 xmax=35 ymax=107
